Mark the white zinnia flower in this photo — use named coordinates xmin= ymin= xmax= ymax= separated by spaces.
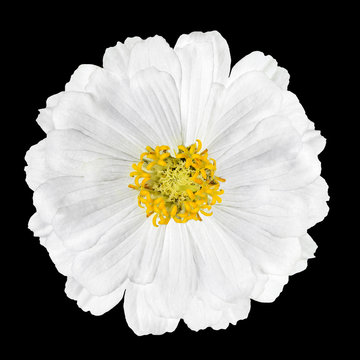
xmin=25 ymin=31 xmax=329 ymax=335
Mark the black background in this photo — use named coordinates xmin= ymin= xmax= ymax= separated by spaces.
xmin=9 ymin=3 xmax=351 ymax=357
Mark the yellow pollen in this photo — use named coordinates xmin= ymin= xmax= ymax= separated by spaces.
xmin=129 ymin=140 xmax=225 ymax=227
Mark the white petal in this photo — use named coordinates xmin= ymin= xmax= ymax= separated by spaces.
xmin=124 ymin=36 xmax=143 ymax=49
xmin=45 ymin=231 xmax=77 ymax=276
xmin=212 ymin=209 xmax=302 ymax=275
xmin=302 ymin=129 xmax=326 ymax=155
xmin=36 ymin=93 xmax=63 ymax=133
xmin=220 ymin=178 xmax=328 ymax=239
xmin=127 ymin=225 xmax=166 ymax=284
xmin=52 ymin=185 xmax=141 ymax=251
xmin=45 ymin=129 xmax=132 ymax=176
xmin=65 ymin=64 xmax=99 ymax=92
xmin=196 ymin=83 xmax=225 ymax=144
xmin=188 ymin=219 xmax=255 ymax=303
xmin=52 ymin=90 xmax=143 ymax=158
xmin=103 ymin=42 xmax=130 ymax=76
xmin=279 ymin=90 xmax=311 ymax=135
xmin=220 ymin=185 xmax=271 ymax=209
xmin=250 ymin=274 xmax=289 ymax=302
xmin=36 ymin=65 xmax=98 ymax=135
xmin=219 ymin=139 xmax=320 ymax=191
xmin=211 ymin=299 xmax=250 ymax=330
xmin=266 ymin=143 xmax=321 ymax=190
xmin=299 ymin=233 xmax=318 ymax=259
xmin=249 ymin=230 xmax=319 ymax=301
xmin=228 ymin=51 xmax=289 ymax=89
xmin=219 ymin=298 xmax=251 ymax=326
xmin=130 ymin=68 xmax=182 ymax=150
xmin=175 ymin=31 xmax=231 ymax=85
xmin=175 ymin=31 xmax=230 ymax=145
xmin=213 ymin=115 xmax=305 ymax=189
xmin=142 ymin=221 xmax=197 ymax=318
xmin=81 ymin=68 xmax=170 ymax=151
xmin=230 ymin=51 xmax=276 ymax=80
xmin=214 ymin=115 xmax=301 ymax=173
xmin=184 ymin=296 xmax=223 ymax=331
xmin=25 ymin=139 xmax=61 ymax=190
xmin=33 ymin=175 xmax=141 ymax=251
xmin=184 ymin=286 xmax=250 ymax=331
xmin=290 ymin=177 xmax=329 ymax=228
xmin=128 ymin=36 xmax=181 ymax=90
xmin=272 ymin=67 xmax=290 ymax=90
xmin=102 ymin=37 xmax=143 ymax=76
xmin=206 ymin=72 xmax=283 ymax=150
xmin=290 ymin=260 xmax=308 ymax=275
xmin=82 ymin=158 xmax=132 ymax=182
xmin=33 ymin=176 xmax=93 ymax=224
xmin=124 ymin=283 xmax=179 ymax=336
xmin=65 ymin=277 xmax=126 ymax=315
xmin=219 ymin=190 xmax=309 ymax=238
xmin=28 ymin=212 xmax=52 ymax=238
xmin=71 ymin=218 xmax=149 ymax=295
xmin=289 ymin=233 xmax=318 ymax=274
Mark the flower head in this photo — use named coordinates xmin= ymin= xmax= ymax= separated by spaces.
xmin=25 ymin=31 xmax=329 ymax=335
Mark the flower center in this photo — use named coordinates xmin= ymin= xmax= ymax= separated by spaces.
xmin=129 ymin=140 xmax=225 ymax=227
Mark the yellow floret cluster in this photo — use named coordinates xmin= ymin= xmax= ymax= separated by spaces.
xmin=129 ymin=140 xmax=225 ymax=227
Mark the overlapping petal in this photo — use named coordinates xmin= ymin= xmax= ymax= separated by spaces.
xmin=174 ymin=31 xmax=230 ymax=145
xmin=228 ymin=51 xmax=290 ymax=89
xmin=124 ymin=283 xmax=179 ymax=336
xmin=184 ymin=287 xmax=251 ymax=331
xmin=140 ymin=221 xmax=197 ymax=318
xmin=65 ymin=277 xmax=127 ymax=315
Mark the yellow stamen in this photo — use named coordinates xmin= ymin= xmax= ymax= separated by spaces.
xmin=216 ymin=176 xmax=226 ymax=182
xmin=152 ymin=214 xmax=159 ymax=227
xmin=186 ymin=189 xmax=195 ymax=200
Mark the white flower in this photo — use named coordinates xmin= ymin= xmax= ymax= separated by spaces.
xmin=25 ymin=31 xmax=329 ymax=335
